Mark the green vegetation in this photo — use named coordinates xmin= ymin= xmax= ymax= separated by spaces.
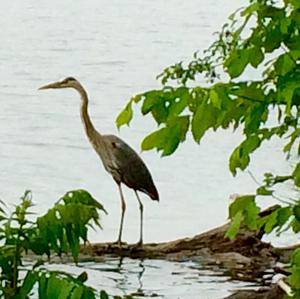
xmin=117 ymin=0 xmax=300 ymax=296
xmin=0 ymin=190 xmax=126 ymax=298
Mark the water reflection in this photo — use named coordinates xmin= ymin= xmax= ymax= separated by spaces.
xmin=44 ymin=257 xmax=259 ymax=298
xmin=80 ymin=257 xmax=150 ymax=297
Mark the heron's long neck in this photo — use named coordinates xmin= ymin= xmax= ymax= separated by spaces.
xmin=77 ymin=85 xmax=99 ymax=141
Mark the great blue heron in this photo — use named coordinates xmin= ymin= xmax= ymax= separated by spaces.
xmin=39 ymin=77 xmax=159 ymax=246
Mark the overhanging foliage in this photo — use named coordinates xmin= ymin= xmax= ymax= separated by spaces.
xmin=117 ymin=0 xmax=300 ymax=295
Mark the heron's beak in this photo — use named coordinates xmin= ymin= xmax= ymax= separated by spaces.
xmin=38 ymin=81 xmax=62 ymax=90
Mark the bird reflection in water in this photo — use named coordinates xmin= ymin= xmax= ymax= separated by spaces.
xmin=113 ymin=257 xmax=147 ymax=297
xmin=82 ymin=256 xmax=148 ymax=297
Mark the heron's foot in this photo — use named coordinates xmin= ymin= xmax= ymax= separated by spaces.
xmin=133 ymin=240 xmax=143 ymax=248
xmin=82 ymin=240 xmax=92 ymax=248
xmin=111 ymin=240 xmax=127 ymax=248
xmin=129 ymin=240 xmax=143 ymax=253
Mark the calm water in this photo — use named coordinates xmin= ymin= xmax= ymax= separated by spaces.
xmin=0 ymin=0 xmax=294 ymax=298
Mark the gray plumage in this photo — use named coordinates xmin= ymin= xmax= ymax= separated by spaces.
xmin=39 ymin=77 xmax=159 ymax=245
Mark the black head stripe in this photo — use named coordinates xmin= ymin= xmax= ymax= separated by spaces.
xmin=65 ymin=77 xmax=76 ymax=82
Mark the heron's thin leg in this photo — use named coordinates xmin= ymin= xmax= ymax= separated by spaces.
xmin=135 ymin=191 xmax=143 ymax=245
xmin=117 ymin=184 xmax=126 ymax=245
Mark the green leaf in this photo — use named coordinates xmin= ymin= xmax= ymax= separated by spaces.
xmin=162 ymin=124 xmax=181 ymax=156
xmin=210 ymin=89 xmax=222 ymax=109
xmin=141 ymin=90 xmax=162 ymax=114
xmin=38 ymin=274 xmax=48 ymax=299
xmin=230 ymin=82 xmax=264 ymax=102
xmin=291 ymin=218 xmax=300 ymax=233
xmin=225 ymin=211 xmax=243 ymax=240
xmin=280 ymin=18 xmax=291 ymax=34
xmin=249 ymin=47 xmax=264 ymax=68
xmin=62 ymin=190 xmax=106 ymax=212
xmin=289 ymin=248 xmax=300 ymax=290
xmin=76 ymin=271 xmax=88 ymax=283
xmin=229 ymin=135 xmax=261 ymax=175
xmin=283 ymin=128 xmax=300 ymax=154
xmin=241 ymin=2 xmax=260 ymax=16
xmin=274 ymin=53 xmax=296 ymax=76
xmin=116 ymin=100 xmax=133 ymax=128
xmin=264 ymin=21 xmax=282 ymax=53
xmin=82 ymin=288 xmax=96 ymax=299
xmin=141 ymin=128 xmax=166 ymax=151
xmin=293 ymin=205 xmax=300 ymax=222
xmin=224 ymin=49 xmax=249 ymax=78
xmin=46 ymin=274 xmax=64 ymax=298
xmin=244 ymin=200 xmax=259 ymax=230
xmin=291 ymin=248 xmax=300 ymax=266
xmin=228 ymin=195 xmax=259 ymax=232
xmin=229 ymin=195 xmax=255 ymax=218
xmin=264 ymin=210 xmax=278 ymax=233
xmin=229 ymin=147 xmax=248 ymax=176
xmin=165 ymin=116 xmax=189 ymax=155
xmin=18 ymin=271 xmax=38 ymax=299
xmin=293 ymin=163 xmax=300 ymax=187
xmin=100 ymin=290 xmax=110 ymax=299
xmin=277 ymin=78 xmax=300 ymax=115
xmin=276 ymin=207 xmax=292 ymax=229
xmin=70 ymin=286 xmax=84 ymax=299
xmin=256 ymin=186 xmax=273 ymax=196
xmin=291 ymin=6 xmax=300 ymax=24
xmin=57 ymin=280 xmax=76 ymax=299
xmin=192 ymin=102 xmax=219 ymax=143
xmin=141 ymin=116 xmax=189 ymax=155
xmin=168 ymin=87 xmax=190 ymax=117
xmin=289 ymin=268 xmax=300 ymax=290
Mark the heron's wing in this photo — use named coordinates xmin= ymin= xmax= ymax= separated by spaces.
xmin=102 ymin=135 xmax=158 ymax=200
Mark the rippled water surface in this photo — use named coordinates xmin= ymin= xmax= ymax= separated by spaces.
xmin=0 ymin=0 xmax=294 ymax=298
xmin=45 ymin=258 xmax=258 ymax=299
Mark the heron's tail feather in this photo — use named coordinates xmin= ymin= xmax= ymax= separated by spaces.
xmin=140 ymin=185 xmax=159 ymax=201
xmin=149 ymin=185 xmax=159 ymax=202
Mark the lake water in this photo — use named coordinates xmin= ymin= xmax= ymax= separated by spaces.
xmin=0 ymin=0 xmax=294 ymax=298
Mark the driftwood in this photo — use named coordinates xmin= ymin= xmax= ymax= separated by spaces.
xmin=224 ymin=285 xmax=285 ymax=299
xmin=81 ymin=206 xmax=298 ymax=263
xmin=82 ymin=220 xmax=274 ymax=263
xmin=78 ymin=205 xmax=300 ymax=289
xmin=83 ymin=220 xmax=271 ymax=258
xmin=82 ymin=206 xmax=279 ymax=258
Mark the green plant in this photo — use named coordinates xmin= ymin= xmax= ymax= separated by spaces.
xmin=117 ymin=0 xmax=300 ymax=295
xmin=0 ymin=190 xmax=127 ymax=298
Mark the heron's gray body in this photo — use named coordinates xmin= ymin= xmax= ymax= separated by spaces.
xmin=89 ymin=133 xmax=159 ymax=201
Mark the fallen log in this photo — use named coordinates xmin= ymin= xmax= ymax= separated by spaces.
xmin=224 ymin=285 xmax=285 ymax=299
xmin=27 ymin=205 xmax=297 ymax=284
xmin=79 ymin=205 xmax=293 ymax=283
xmin=82 ymin=220 xmax=273 ymax=260
xmin=81 ymin=206 xmax=277 ymax=261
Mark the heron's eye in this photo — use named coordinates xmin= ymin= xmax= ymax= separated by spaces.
xmin=64 ymin=77 xmax=76 ymax=83
xmin=111 ymin=142 xmax=117 ymax=148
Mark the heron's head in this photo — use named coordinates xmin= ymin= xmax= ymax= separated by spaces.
xmin=38 ymin=77 xmax=80 ymax=90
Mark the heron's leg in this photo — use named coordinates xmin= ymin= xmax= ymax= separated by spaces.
xmin=117 ymin=184 xmax=126 ymax=245
xmin=135 ymin=191 xmax=143 ymax=245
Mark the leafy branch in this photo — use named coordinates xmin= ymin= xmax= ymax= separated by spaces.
xmin=116 ymin=0 xmax=300 ymax=295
